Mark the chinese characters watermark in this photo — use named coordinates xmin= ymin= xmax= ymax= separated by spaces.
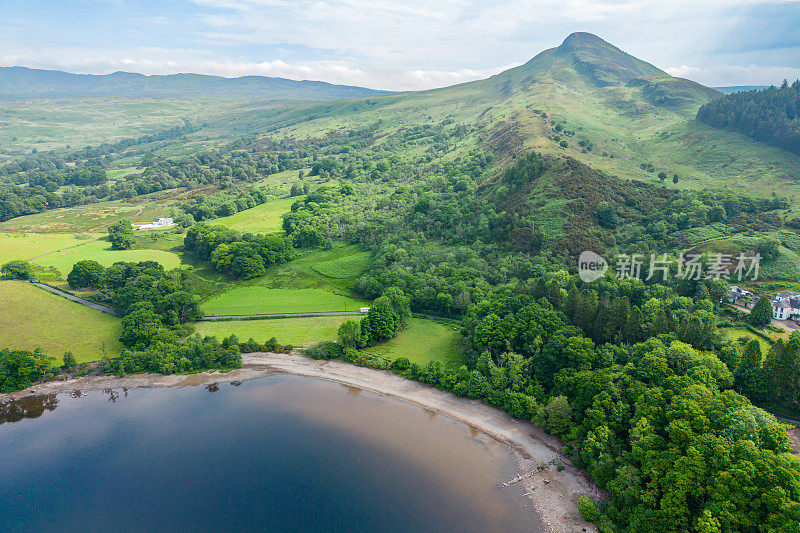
xmin=579 ymin=252 xmax=760 ymax=282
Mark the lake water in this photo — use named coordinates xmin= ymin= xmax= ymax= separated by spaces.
xmin=0 ymin=375 xmax=542 ymax=532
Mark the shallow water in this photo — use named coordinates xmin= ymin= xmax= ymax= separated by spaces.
xmin=0 ymin=374 xmax=542 ymax=532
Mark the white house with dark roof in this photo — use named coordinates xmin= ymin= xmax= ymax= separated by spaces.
xmin=772 ymin=291 xmax=800 ymax=321
xmin=137 ymin=217 xmax=175 ymax=230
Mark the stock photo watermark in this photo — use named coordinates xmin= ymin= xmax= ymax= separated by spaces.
xmin=578 ymin=251 xmax=761 ymax=283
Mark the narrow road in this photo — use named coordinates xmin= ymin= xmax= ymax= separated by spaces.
xmin=29 ymin=282 xmax=119 ymax=316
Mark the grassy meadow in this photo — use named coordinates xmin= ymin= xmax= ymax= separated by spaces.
xmin=0 ymin=232 xmax=92 ymax=264
xmin=195 ymin=316 xmax=462 ymax=365
xmin=0 ymin=199 xmax=169 ymax=233
xmin=214 ymin=197 xmax=296 ymax=234
xmin=0 ymin=281 xmax=123 ymax=363
xmin=365 ymin=318 xmax=462 ymax=366
xmin=195 ymin=245 xmax=371 ymax=313
xmin=311 ymin=251 xmax=371 ymax=279
xmin=32 ymin=239 xmax=184 ymax=276
xmin=195 ymin=316 xmax=352 ymax=347
xmin=201 ymin=287 xmax=363 ymax=315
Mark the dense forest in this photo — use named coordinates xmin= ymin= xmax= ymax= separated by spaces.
xmin=697 ymin=80 xmax=800 ymax=155
xmin=2 ymin=101 xmax=800 ymax=531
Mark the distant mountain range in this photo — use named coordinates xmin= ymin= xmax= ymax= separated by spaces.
xmin=0 ymin=67 xmax=391 ymax=100
xmin=712 ymin=85 xmax=770 ymax=94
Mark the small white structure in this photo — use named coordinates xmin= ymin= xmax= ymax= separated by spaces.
xmin=772 ymin=291 xmax=800 ymax=321
xmin=137 ymin=217 xmax=176 ymax=230
xmin=359 ymin=307 xmax=370 ymax=314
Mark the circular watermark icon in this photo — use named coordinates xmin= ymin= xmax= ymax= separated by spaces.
xmin=578 ymin=251 xmax=608 ymax=282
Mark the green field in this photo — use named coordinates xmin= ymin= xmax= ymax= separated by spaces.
xmin=311 ymin=251 xmax=371 ymax=279
xmin=366 ymin=318 xmax=462 ymax=365
xmin=201 ymin=287 xmax=363 ymax=315
xmin=192 ymin=245 xmax=371 ymax=313
xmin=0 ymin=281 xmax=123 ymax=363
xmin=194 ymin=316 xmax=463 ymax=362
xmin=268 ymin=245 xmax=371 ymax=292
xmin=0 ymin=200 xmax=169 ymax=233
xmin=720 ymin=327 xmax=772 ymax=354
xmin=253 ymin=167 xmax=313 ymax=192
xmin=213 ymin=197 xmax=297 ymax=234
xmin=106 ymin=167 xmax=144 ymax=180
xmin=0 ymin=232 xmax=91 ymax=264
xmin=195 ymin=315 xmax=351 ymax=347
xmin=32 ymin=239 xmax=183 ymax=276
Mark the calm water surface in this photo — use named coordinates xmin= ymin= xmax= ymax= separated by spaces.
xmin=0 ymin=375 xmax=542 ymax=532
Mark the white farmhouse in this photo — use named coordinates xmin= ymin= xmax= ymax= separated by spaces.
xmin=772 ymin=291 xmax=800 ymax=321
xmin=137 ymin=217 xmax=176 ymax=230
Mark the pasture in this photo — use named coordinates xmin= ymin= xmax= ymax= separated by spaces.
xmin=201 ymin=287 xmax=363 ymax=316
xmin=0 ymin=281 xmax=123 ymax=363
xmin=310 ymin=251 xmax=371 ymax=279
xmin=265 ymin=245 xmax=371 ymax=293
xmin=195 ymin=315 xmax=351 ymax=347
xmin=0 ymin=199 xmax=169 ymax=233
xmin=0 ymin=232 xmax=90 ymax=264
xmin=213 ymin=197 xmax=297 ymax=234
xmin=366 ymin=318 xmax=462 ymax=366
xmin=32 ymin=239 xmax=183 ymax=276
xmin=252 ymin=167 xmax=313 ymax=192
xmin=720 ymin=327 xmax=773 ymax=354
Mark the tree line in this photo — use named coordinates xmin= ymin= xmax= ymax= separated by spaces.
xmin=697 ymin=80 xmax=800 ymax=156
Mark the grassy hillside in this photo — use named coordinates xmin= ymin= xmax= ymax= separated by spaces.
xmin=32 ymin=240 xmax=183 ymax=277
xmin=0 ymin=281 xmax=123 ymax=362
xmin=3 ymin=33 xmax=799 ymax=201
xmin=214 ymin=197 xmax=296 ymax=234
xmin=195 ymin=316 xmax=351 ymax=347
xmin=364 ymin=318 xmax=461 ymax=366
xmin=225 ymin=33 xmax=800 ymax=199
xmin=0 ymin=199 xmax=170 ymax=233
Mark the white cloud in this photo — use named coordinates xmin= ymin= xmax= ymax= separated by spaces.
xmin=0 ymin=45 xmax=516 ymax=90
xmin=667 ymin=64 xmax=800 ymax=86
xmin=2 ymin=0 xmax=800 ymax=90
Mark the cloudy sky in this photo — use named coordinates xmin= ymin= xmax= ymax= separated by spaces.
xmin=1 ymin=0 xmax=799 ymax=90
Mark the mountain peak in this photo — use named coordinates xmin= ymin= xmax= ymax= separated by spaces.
xmin=559 ymin=32 xmax=608 ymax=50
xmin=551 ymin=32 xmax=666 ymax=86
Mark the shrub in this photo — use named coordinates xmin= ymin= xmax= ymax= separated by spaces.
xmin=578 ymin=496 xmax=601 ymax=523
xmin=1 ymin=260 xmax=35 ymax=280
xmin=240 ymin=338 xmax=262 ymax=353
xmin=307 ymin=341 xmax=343 ymax=360
xmin=264 ymin=337 xmax=278 ymax=352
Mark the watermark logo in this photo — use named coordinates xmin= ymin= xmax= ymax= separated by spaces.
xmin=578 ymin=251 xmax=608 ymax=282
xmin=578 ymin=251 xmax=761 ymax=282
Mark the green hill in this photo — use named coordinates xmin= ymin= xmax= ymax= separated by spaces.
xmin=0 ymin=66 xmax=390 ymax=100
xmin=211 ymin=32 xmax=798 ymax=199
xmin=3 ymin=32 xmax=800 ymax=200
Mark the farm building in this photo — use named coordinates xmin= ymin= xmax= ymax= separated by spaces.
xmin=137 ymin=217 xmax=175 ymax=230
xmin=772 ymin=291 xmax=800 ymax=320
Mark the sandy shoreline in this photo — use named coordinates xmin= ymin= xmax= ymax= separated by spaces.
xmin=1 ymin=352 xmax=599 ymax=532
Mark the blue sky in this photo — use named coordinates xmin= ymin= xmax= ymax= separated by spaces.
xmin=1 ymin=0 xmax=799 ymax=90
